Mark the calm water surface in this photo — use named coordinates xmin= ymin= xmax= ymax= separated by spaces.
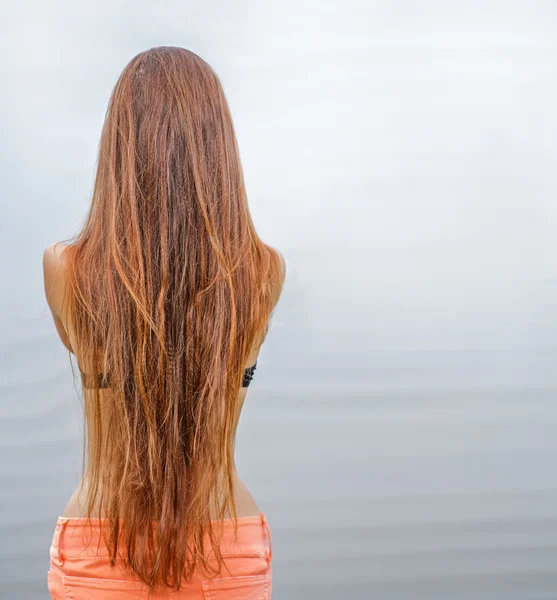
xmin=1 ymin=2 xmax=557 ymax=598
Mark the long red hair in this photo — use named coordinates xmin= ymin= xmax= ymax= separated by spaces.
xmin=60 ymin=46 xmax=283 ymax=589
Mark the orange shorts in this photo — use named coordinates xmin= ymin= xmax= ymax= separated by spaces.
xmin=47 ymin=513 xmax=273 ymax=599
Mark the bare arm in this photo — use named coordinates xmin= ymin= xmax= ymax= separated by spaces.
xmin=43 ymin=243 xmax=73 ymax=353
xmin=271 ymin=248 xmax=287 ymax=310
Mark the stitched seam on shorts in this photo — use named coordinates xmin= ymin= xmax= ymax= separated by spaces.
xmin=53 ymin=550 xmax=266 ymax=560
xmin=62 ymin=575 xmax=149 ymax=598
xmin=201 ymin=572 xmax=269 ymax=598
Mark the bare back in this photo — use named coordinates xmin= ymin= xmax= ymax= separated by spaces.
xmin=43 ymin=242 xmax=285 ymax=519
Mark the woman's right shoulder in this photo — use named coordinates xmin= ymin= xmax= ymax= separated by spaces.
xmin=270 ymin=247 xmax=287 ymax=308
xmin=276 ymin=248 xmax=286 ymax=277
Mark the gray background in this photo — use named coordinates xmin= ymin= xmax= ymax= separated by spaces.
xmin=1 ymin=1 xmax=557 ymax=598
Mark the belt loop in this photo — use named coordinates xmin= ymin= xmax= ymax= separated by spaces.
xmin=58 ymin=519 xmax=68 ymax=567
xmin=261 ymin=514 xmax=272 ymax=565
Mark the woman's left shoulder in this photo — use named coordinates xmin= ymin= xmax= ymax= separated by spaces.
xmin=43 ymin=242 xmax=71 ymax=313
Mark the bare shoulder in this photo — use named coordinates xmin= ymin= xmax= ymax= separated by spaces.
xmin=276 ymin=248 xmax=287 ymax=279
xmin=43 ymin=242 xmax=71 ymax=316
xmin=271 ymin=247 xmax=287 ymax=309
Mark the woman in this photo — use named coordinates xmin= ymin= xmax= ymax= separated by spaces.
xmin=42 ymin=46 xmax=285 ymax=599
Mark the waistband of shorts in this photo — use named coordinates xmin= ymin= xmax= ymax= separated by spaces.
xmin=49 ymin=512 xmax=272 ymax=565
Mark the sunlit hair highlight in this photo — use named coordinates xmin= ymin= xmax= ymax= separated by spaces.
xmin=60 ymin=46 xmax=284 ymax=589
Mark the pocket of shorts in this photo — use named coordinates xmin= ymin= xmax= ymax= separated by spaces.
xmin=62 ymin=575 xmax=149 ymax=599
xmin=202 ymin=570 xmax=271 ymax=600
